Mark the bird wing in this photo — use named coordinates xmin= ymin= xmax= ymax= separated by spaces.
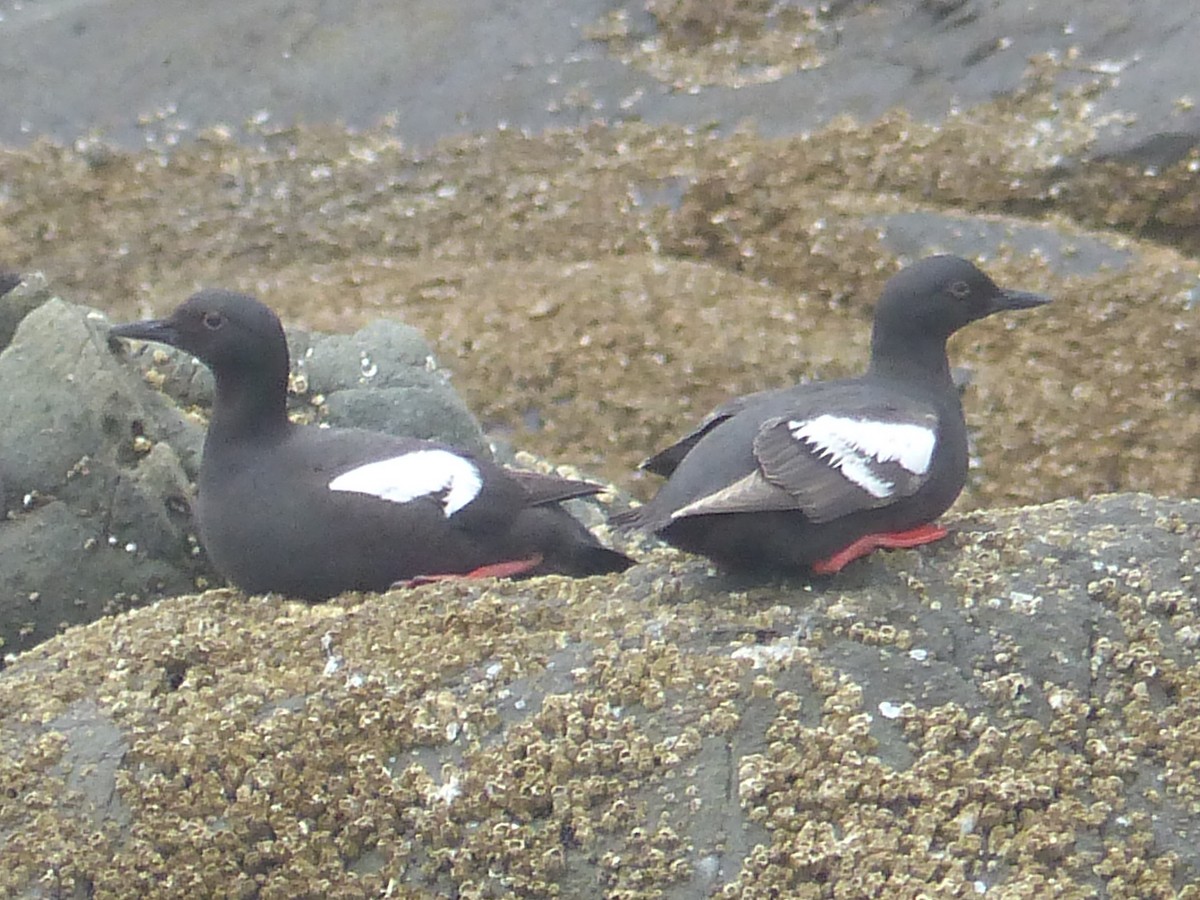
xmin=505 ymin=469 xmax=607 ymax=506
xmin=326 ymin=447 xmax=486 ymax=518
xmin=753 ymin=402 xmax=940 ymax=523
xmin=641 ymin=387 xmax=790 ymax=477
xmin=312 ymin=428 xmax=607 ymax=534
xmin=669 ymin=391 xmax=941 ymax=524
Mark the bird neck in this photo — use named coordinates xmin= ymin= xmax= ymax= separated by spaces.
xmin=867 ymin=329 xmax=954 ymax=389
xmin=206 ymin=366 xmax=292 ymax=449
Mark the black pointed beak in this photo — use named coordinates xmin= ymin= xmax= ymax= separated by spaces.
xmin=109 ymin=318 xmax=178 ymax=344
xmin=108 ymin=318 xmax=180 ymax=353
xmin=991 ymin=288 xmax=1051 ymax=312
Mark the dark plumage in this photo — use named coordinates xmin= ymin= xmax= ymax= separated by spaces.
xmin=110 ymin=291 xmax=633 ymax=600
xmin=614 ymin=255 xmax=1050 ymax=574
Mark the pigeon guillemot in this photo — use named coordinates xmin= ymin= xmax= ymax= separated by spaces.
xmin=109 ymin=290 xmax=634 ymax=600
xmin=613 ymin=255 xmax=1050 ymax=574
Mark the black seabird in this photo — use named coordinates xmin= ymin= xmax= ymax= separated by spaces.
xmin=614 ymin=255 xmax=1050 ymax=574
xmin=110 ymin=291 xmax=633 ymax=601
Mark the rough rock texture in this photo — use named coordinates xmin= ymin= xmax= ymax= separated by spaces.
xmin=293 ymin=318 xmax=488 ymax=455
xmin=0 ymin=289 xmax=203 ymax=659
xmin=112 ymin=310 xmax=488 ymax=455
xmin=0 ymin=270 xmax=22 ymax=515
xmin=1 ymin=0 xmax=1197 ymax=167
xmin=1 ymin=494 xmax=1198 ymax=897
xmin=0 ymin=286 xmax=486 ymax=660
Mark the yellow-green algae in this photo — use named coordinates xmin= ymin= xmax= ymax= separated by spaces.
xmin=2 ymin=71 xmax=1199 ymax=502
xmin=2 ymin=495 xmax=1199 ymax=897
xmin=587 ymin=0 xmax=827 ymax=90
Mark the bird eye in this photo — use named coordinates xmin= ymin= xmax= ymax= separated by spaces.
xmin=948 ymin=280 xmax=971 ymax=299
xmin=202 ymin=311 xmax=225 ymax=330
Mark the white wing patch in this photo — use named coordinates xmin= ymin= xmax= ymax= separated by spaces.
xmin=328 ymin=449 xmax=483 ymax=517
xmin=787 ymin=415 xmax=936 ymax=499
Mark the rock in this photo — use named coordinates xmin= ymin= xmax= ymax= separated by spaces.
xmin=0 ymin=270 xmax=29 ymax=519
xmin=0 ymin=297 xmax=205 ymax=658
xmin=869 ymin=211 xmax=1136 ymax=278
xmin=0 ymin=270 xmax=49 ymax=354
xmin=0 ymin=499 xmax=193 ymax=657
xmin=298 ymin=317 xmax=489 ymax=456
xmin=0 ymin=493 xmax=1197 ymax=895
xmin=1 ymin=0 xmax=1197 ymax=167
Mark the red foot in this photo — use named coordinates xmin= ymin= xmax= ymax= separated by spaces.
xmin=810 ymin=524 xmax=949 ymax=575
xmin=393 ymin=555 xmax=544 ymax=588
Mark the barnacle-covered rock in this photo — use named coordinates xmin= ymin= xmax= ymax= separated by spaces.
xmin=2 ymin=493 xmax=1198 ymax=896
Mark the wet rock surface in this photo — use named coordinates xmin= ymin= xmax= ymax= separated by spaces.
xmin=1 ymin=494 xmax=1198 ymax=896
xmin=0 ymin=284 xmax=487 ymax=659
xmin=1 ymin=0 xmax=1198 ymax=167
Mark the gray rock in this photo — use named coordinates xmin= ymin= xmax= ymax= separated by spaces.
xmin=118 ymin=315 xmax=486 ymax=454
xmin=300 ymin=318 xmax=442 ymax=385
xmin=0 ymin=499 xmax=195 ymax=658
xmin=114 ymin=339 xmax=215 ymax=420
xmin=0 ymin=271 xmax=50 ymax=354
xmin=321 ymin=387 xmax=488 ymax=457
xmin=0 ymin=0 xmax=1196 ymax=165
xmin=870 ymin=211 xmax=1135 ymax=277
xmin=0 ymin=298 xmax=205 ymax=658
xmin=297 ymin=317 xmax=489 ymax=455
xmin=0 ymin=270 xmax=22 ymax=519
xmin=0 ymin=298 xmax=187 ymax=502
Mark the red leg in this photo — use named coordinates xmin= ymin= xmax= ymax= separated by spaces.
xmin=393 ymin=555 xmax=544 ymax=588
xmin=810 ymin=524 xmax=948 ymax=575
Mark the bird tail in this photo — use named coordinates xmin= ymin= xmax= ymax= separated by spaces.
xmin=608 ymin=504 xmax=668 ymax=534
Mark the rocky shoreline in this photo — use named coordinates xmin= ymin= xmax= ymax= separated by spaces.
xmin=2 ymin=493 xmax=1199 ymax=895
xmin=1 ymin=0 xmax=1198 ymax=895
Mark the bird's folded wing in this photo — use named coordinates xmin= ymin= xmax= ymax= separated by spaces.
xmin=667 ymin=468 xmax=802 ymax=520
xmin=640 ymin=387 xmax=788 ymax=477
xmin=506 ymin=468 xmax=607 ymax=506
xmin=753 ymin=406 xmax=940 ymax=523
xmin=666 ymin=398 xmax=941 ymax=522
